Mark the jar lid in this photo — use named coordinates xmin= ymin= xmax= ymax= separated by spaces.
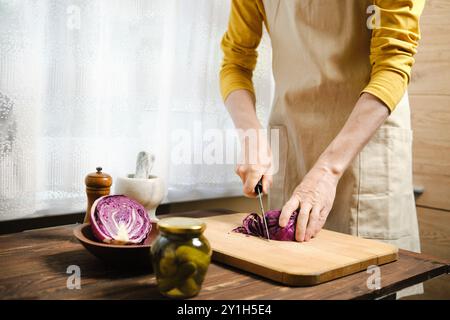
xmin=157 ymin=217 xmax=206 ymax=235
xmin=85 ymin=167 xmax=113 ymax=188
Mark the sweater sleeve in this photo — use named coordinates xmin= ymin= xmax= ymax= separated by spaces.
xmin=219 ymin=0 xmax=266 ymax=102
xmin=362 ymin=0 xmax=425 ymax=112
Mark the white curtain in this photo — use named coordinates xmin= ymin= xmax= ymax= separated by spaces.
xmin=0 ymin=0 xmax=273 ymax=221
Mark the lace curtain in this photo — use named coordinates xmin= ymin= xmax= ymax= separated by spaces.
xmin=0 ymin=0 xmax=273 ymax=221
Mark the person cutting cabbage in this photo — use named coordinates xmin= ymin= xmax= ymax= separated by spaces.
xmin=220 ymin=0 xmax=424 ymax=253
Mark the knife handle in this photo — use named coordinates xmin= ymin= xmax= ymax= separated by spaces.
xmin=254 ymin=178 xmax=263 ymax=195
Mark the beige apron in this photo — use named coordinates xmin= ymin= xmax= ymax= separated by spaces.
xmin=263 ymin=0 xmax=421 ymax=255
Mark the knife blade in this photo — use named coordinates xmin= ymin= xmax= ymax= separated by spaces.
xmin=255 ymin=178 xmax=270 ymax=240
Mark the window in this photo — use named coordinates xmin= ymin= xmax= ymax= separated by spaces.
xmin=0 ymin=0 xmax=273 ymax=221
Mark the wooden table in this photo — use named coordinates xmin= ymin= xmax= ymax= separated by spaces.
xmin=0 ymin=210 xmax=448 ymax=300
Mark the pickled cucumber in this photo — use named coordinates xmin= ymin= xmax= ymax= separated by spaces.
xmin=179 ymin=277 xmax=199 ymax=297
xmin=177 ymin=261 xmax=197 ymax=279
xmin=175 ymin=245 xmax=210 ymax=273
xmin=164 ymin=288 xmax=184 ymax=298
xmin=157 ymin=277 xmax=177 ymax=292
xmin=193 ymin=270 xmax=207 ymax=285
xmin=157 ymin=261 xmax=198 ymax=294
xmin=163 ymin=247 xmax=176 ymax=259
xmin=159 ymin=256 xmax=177 ymax=277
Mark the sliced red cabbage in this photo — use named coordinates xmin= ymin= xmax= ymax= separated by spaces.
xmin=233 ymin=210 xmax=298 ymax=241
xmin=90 ymin=195 xmax=151 ymax=245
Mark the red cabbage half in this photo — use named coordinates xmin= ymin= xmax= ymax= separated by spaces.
xmin=233 ymin=210 xmax=298 ymax=241
xmin=90 ymin=195 xmax=151 ymax=245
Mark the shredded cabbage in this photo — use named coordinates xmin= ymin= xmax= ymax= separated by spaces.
xmin=233 ymin=210 xmax=298 ymax=241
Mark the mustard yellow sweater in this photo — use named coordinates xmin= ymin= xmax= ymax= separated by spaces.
xmin=219 ymin=0 xmax=425 ymax=112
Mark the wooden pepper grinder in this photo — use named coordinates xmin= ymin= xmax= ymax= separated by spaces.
xmin=84 ymin=167 xmax=113 ymax=223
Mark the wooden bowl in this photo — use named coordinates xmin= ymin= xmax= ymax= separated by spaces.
xmin=73 ymin=223 xmax=159 ymax=269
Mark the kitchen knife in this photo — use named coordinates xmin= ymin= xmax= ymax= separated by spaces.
xmin=255 ymin=178 xmax=270 ymax=240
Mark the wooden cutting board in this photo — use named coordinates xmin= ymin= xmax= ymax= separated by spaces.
xmin=201 ymin=213 xmax=398 ymax=286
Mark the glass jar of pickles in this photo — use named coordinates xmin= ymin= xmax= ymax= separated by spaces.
xmin=151 ymin=217 xmax=211 ymax=298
